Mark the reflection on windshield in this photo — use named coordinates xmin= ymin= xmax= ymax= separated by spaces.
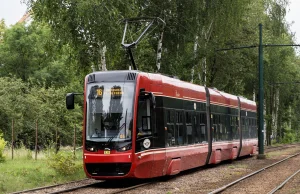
xmin=86 ymin=82 xmax=134 ymax=142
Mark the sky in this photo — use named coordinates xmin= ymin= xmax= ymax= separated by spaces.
xmin=286 ymin=0 xmax=300 ymax=43
xmin=0 ymin=0 xmax=299 ymax=43
xmin=0 ymin=0 xmax=28 ymax=26
xmin=285 ymin=0 xmax=300 ymax=54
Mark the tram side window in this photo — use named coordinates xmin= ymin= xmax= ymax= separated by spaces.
xmin=248 ymin=119 xmax=252 ymax=138
xmin=245 ymin=118 xmax=250 ymax=139
xmin=220 ymin=115 xmax=226 ymax=141
xmin=176 ymin=111 xmax=185 ymax=145
xmin=226 ymin=115 xmax=231 ymax=140
xmin=250 ymin=118 xmax=257 ymax=138
xmin=213 ymin=114 xmax=224 ymax=142
xmin=231 ymin=116 xmax=239 ymax=140
xmin=212 ymin=114 xmax=217 ymax=142
xmin=194 ymin=113 xmax=201 ymax=143
xmin=200 ymin=113 xmax=207 ymax=143
xmin=253 ymin=119 xmax=258 ymax=138
xmin=241 ymin=117 xmax=246 ymax=139
xmin=186 ymin=111 xmax=193 ymax=144
xmin=254 ymin=119 xmax=258 ymax=138
xmin=236 ymin=116 xmax=239 ymax=139
xmin=248 ymin=118 xmax=252 ymax=138
xmin=217 ymin=115 xmax=224 ymax=141
xmin=194 ymin=115 xmax=200 ymax=143
xmin=137 ymin=98 xmax=152 ymax=138
xmin=166 ymin=109 xmax=175 ymax=146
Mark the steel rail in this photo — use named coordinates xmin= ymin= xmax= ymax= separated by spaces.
xmin=10 ymin=178 xmax=90 ymax=194
xmin=268 ymin=169 xmax=300 ymax=194
xmin=109 ymin=182 xmax=154 ymax=194
xmin=49 ymin=181 xmax=154 ymax=194
xmin=49 ymin=182 xmax=100 ymax=194
xmin=10 ymin=143 xmax=300 ymax=194
xmin=265 ymin=144 xmax=299 ymax=152
xmin=208 ymin=152 xmax=300 ymax=194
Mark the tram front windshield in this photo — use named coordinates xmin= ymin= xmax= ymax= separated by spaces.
xmin=86 ymin=82 xmax=134 ymax=142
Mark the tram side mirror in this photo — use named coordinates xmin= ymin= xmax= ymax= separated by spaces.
xmin=139 ymin=89 xmax=156 ymax=109
xmin=149 ymin=92 xmax=156 ymax=109
xmin=66 ymin=93 xmax=75 ymax=109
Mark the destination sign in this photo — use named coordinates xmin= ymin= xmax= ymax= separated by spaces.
xmin=96 ymin=87 xmax=123 ymax=97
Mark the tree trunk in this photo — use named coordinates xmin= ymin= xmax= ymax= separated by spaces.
xmin=266 ymin=86 xmax=272 ymax=146
xmin=191 ymin=35 xmax=198 ymax=83
xmin=156 ymin=30 xmax=164 ymax=72
xmin=200 ymin=20 xmax=213 ymax=86
xmin=100 ymin=45 xmax=107 ymax=71
xmin=272 ymin=87 xmax=279 ymax=142
xmin=202 ymin=57 xmax=207 ymax=86
xmin=288 ymin=105 xmax=292 ymax=129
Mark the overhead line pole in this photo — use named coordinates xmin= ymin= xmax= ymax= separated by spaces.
xmin=215 ymin=24 xmax=300 ymax=158
xmin=267 ymin=81 xmax=300 ymax=85
xmin=258 ymin=24 xmax=264 ymax=158
xmin=216 ymin=44 xmax=300 ymax=52
xmin=215 ymin=45 xmax=257 ymax=51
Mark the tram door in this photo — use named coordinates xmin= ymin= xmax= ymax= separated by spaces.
xmin=136 ymin=97 xmax=153 ymax=152
xmin=136 ymin=92 xmax=163 ymax=177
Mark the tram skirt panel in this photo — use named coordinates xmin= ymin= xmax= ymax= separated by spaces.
xmin=166 ymin=158 xmax=181 ymax=175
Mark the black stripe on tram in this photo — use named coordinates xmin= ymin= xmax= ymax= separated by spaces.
xmin=205 ymin=87 xmax=212 ymax=165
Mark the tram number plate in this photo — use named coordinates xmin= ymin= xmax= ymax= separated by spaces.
xmin=104 ymin=150 xmax=110 ymax=154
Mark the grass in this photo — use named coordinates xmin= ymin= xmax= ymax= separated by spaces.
xmin=266 ymin=147 xmax=300 ymax=159
xmin=0 ymin=146 xmax=85 ymax=193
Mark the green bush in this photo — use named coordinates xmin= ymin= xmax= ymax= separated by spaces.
xmin=281 ymin=126 xmax=296 ymax=144
xmin=282 ymin=132 xmax=296 ymax=143
xmin=47 ymin=152 xmax=79 ymax=175
xmin=26 ymin=149 xmax=33 ymax=160
xmin=0 ymin=132 xmax=6 ymax=163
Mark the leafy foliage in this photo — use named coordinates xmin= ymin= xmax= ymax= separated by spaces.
xmin=0 ymin=0 xmax=294 ymax=146
xmin=0 ymin=77 xmax=82 ymax=148
xmin=47 ymin=151 xmax=80 ymax=175
xmin=0 ymin=19 xmax=6 ymax=42
xmin=0 ymin=132 xmax=6 ymax=163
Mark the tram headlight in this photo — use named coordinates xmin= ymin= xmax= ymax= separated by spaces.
xmin=86 ymin=146 xmax=97 ymax=152
xmin=117 ymin=144 xmax=132 ymax=152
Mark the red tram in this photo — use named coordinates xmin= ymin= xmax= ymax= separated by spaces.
xmin=66 ymin=70 xmax=257 ymax=179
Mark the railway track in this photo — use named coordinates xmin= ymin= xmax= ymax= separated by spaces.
xmin=10 ymin=178 xmax=154 ymax=194
xmin=268 ymin=169 xmax=300 ymax=194
xmin=265 ymin=143 xmax=300 ymax=153
xmin=58 ymin=179 xmax=155 ymax=194
xmin=10 ymin=178 xmax=99 ymax=194
xmin=103 ymin=182 xmax=154 ymax=194
xmin=208 ymin=151 xmax=300 ymax=194
xmin=10 ymin=143 xmax=300 ymax=194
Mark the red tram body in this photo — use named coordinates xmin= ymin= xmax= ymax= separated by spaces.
xmin=67 ymin=70 xmax=257 ymax=179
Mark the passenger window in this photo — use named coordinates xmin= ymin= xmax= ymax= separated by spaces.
xmin=230 ymin=116 xmax=238 ymax=140
xmin=176 ymin=111 xmax=185 ymax=145
xmin=199 ymin=113 xmax=207 ymax=143
xmin=166 ymin=109 xmax=175 ymax=147
xmin=186 ymin=111 xmax=193 ymax=144
xmin=137 ymin=98 xmax=152 ymax=138
xmin=194 ymin=113 xmax=201 ymax=143
xmin=167 ymin=125 xmax=175 ymax=146
xmin=167 ymin=109 xmax=172 ymax=123
xmin=246 ymin=118 xmax=249 ymax=139
xmin=242 ymin=117 xmax=246 ymax=139
xmin=219 ymin=115 xmax=225 ymax=141
xmin=212 ymin=114 xmax=220 ymax=141
xmin=178 ymin=125 xmax=184 ymax=145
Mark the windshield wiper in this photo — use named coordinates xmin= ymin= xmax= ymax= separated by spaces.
xmin=107 ymin=109 xmax=128 ymax=144
xmin=124 ymin=109 xmax=127 ymax=138
xmin=107 ymin=132 xmax=119 ymax=144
